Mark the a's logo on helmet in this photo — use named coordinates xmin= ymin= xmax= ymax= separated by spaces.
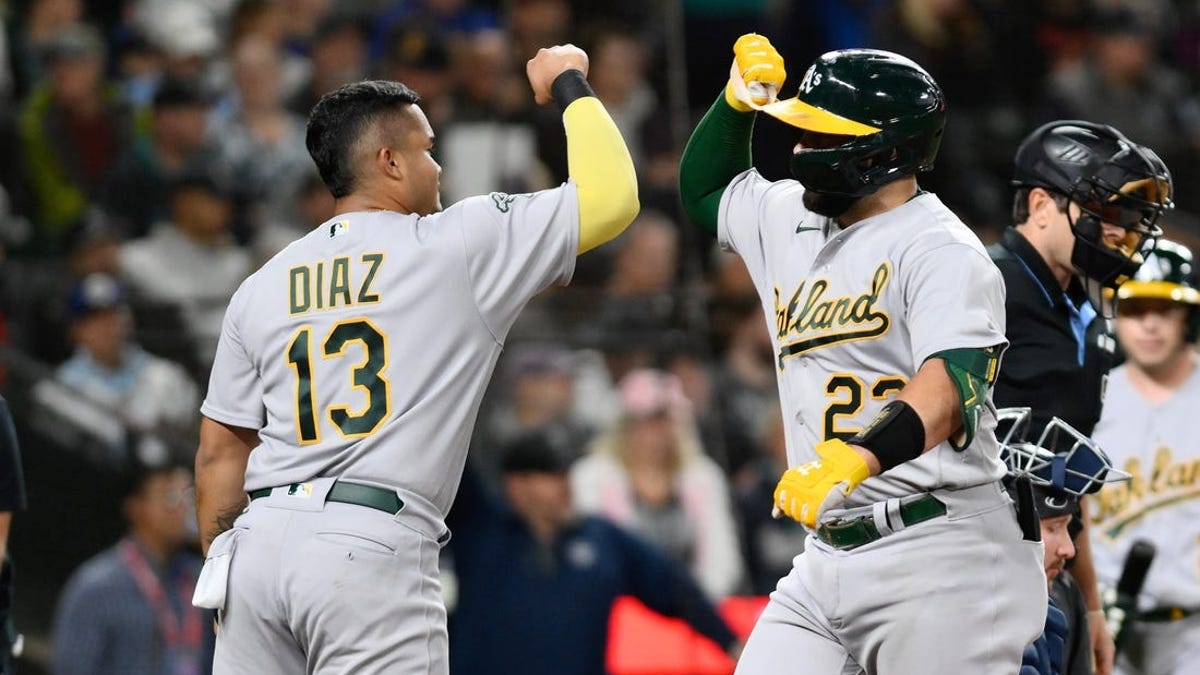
xmin=799 ymin=67 xmax=822 ymax=94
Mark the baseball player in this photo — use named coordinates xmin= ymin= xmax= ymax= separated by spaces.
xmin=997 ymin=407 xmax=1131 ymax=675
xmin=1089 ymin=240 xmax=1200 ymax=675
xmin=991 ymin=120 xmax=1174 ymax=675
xmin=679 ymin=35 xmax=1045 ymax=674
xmin=191 ymin=45 xmax=639 ymax=674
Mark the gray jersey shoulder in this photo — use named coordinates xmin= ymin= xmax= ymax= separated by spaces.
xmin=201 ymin=185 xmax=579 ymax=514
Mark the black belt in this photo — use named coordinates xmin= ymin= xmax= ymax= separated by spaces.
xmin=1142 ymin=606 xmax=1197 ymax=622
xmin=815 ymin=494 xmax=947 ymax=551
xmin=249 ymin=481 xmax=404 ymax=515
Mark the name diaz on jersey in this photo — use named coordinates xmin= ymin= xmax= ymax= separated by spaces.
xmin=288 ymin=253 xmax=384 ymax=315
xmin=773 ymin=262 xmax=892 ymax=367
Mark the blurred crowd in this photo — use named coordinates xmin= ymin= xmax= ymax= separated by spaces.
xmin=2 ymin=0 xmax=1200 ymax=673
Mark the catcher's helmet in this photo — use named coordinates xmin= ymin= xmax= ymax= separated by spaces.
xmin=1115 ymin=239 xmax=1200 ymax=341
xmin=1012 ymin=120 xmax=1172 ymax=288
xmin=760 ymin=49 xmax=946 ymax=198
xmin=996 ymin=407 xmax=1129 ymax=518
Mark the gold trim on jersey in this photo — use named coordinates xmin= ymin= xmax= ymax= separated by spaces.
xmin=774 ymin=262 xmax=892 ymax=367
xmin=1091 ymin=447 xmax=1200 ymax=539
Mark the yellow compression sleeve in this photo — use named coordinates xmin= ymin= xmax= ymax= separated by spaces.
xmin=563 ymin=96 xmax=640 ymax=253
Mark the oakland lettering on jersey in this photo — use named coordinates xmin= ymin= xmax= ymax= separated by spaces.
xmin=289 ymin=253 xmax=384 ymax=315
xmin=773 ymin=262 xmax=892 ymax=365
xmin=1091 ymin=446 xmax=1200 ymax=539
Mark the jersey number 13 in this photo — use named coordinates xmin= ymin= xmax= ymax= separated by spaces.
xmin=287 ymin=318 xmax=390 ymax=444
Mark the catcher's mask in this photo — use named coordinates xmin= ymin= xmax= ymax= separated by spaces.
xmin=1012 ymin=121 xmax=1172 ymax=289
xmin=759 ymin=49 xmax=946 ymax=199
xmin=996 ymin=407 xmax=1129 ymax=518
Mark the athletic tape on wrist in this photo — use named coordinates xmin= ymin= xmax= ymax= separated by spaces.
xmin=551 ymin=70 xmax=595 ymax=112
xmin=849 ymin=400 xmax=925 ymax=472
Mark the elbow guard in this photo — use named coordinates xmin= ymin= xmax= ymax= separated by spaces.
xmin=934 ymin=346 xmax=1002 ymax=450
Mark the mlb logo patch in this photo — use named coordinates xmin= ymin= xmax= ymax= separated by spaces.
xmin=329 ymin=221 xmax=349 ymax=238
xmin=287 ymin=483 xmax=314 ymax=498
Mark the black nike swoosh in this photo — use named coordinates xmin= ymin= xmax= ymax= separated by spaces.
xmin=795 ymin=226 xmax=822 ymax=233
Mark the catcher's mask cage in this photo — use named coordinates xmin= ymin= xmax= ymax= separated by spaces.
xmin=996 ymin=407 xmax=1129 ymax=497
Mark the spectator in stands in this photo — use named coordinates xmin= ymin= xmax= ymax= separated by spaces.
xmin=130 ymin=1 xmax=221 ymax=86
xmin=507 ymin=0 xmax=572 ymax=62
xmin=101 ymin=77 xmax=221 ymax=239
xmin=211 ymin=36 xmax=311 ymax=225
xmin=250 ymin=170 xmax=334 ymax=263
xmin=51 ymin=461 xmax=211 ymax=675
xmin=119 ymin=172 xmax=251 ymax=371
xmin=571 ymin=368 xmax=744 ymax=599
xmin=440 ymin=28 xmax=543 ymax=203
xmin=447 ymin=432 xmax=740 ymax=675
xmin=482 ymin=342 xmax=594 ymax=473
xmin=368 ymin=0 xmax=500 ymax=64
xmin=19 ymin=23 xmax=135 ymax=253
xmin=707 ymin=302 xmax=776 ymax=472
xmin=9 ymin=0 xmax=84 ymax=90
xmin=376 ymin=22 xmax=455 ymax=130
xmin=1043 ymin=5 xmax=1200 ymax=215
xmin=35 ymin=273 xmax=199 ymax=466
xmin=595 ymin=211 xmax=682 ymax=335
xmin=732 ymin=406 xmax=805 ymax=595
xmin=870 ymin=0 xmax=1036 ymax=230
xmin=287 ymin=14 xmax=367 ymax=117
xmin=225 ymin=0 xmax=309 ymax=102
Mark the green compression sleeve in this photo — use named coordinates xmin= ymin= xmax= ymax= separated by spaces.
xmin=678 ymin=93 xmax=756 ymax=234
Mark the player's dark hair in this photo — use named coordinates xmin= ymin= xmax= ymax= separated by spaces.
xmin=1012 ymin=187 xmax=1070 ymax=225
xmin=306 ymin=80 xmax=421 ymax=199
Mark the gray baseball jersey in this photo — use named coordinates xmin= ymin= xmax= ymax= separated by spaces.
xmin=1091 ymin=363 xmax=1200 ymax=609
xmin=719 ymin=169 xmax=1009 ymax=509
xmin=201 ymin=184 xmax=579 ymax=515
xmin=721 ymin=171 xmax=1044 ymax=675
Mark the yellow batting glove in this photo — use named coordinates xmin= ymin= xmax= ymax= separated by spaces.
xmin=773 ymin=439 xmax=871 ymax=528
xmin=724 ymin=33 xmax=786 ymax=112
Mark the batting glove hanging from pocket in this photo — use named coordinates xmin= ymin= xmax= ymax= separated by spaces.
xmin=773 ymin=439 xmax=871 ymax=528
xmin=725 ymin=33 xmax=787 ymax=111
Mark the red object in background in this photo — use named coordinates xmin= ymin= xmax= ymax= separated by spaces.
xmin=606 ymin=595 xmax=769 ymax=675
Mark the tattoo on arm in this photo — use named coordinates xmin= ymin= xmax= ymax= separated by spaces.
xmin=209 ymin=503 xmax=246 ymax=544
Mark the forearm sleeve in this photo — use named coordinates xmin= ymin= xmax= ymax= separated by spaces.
xmin=564 ymin=97 xmax=640 ymax=253
xmin=679 ymin=93 xmax=756 ymax=234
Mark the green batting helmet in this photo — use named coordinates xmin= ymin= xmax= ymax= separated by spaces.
xmin=1116 ymin=239 xmax=1200 ymax=341
xmin=760 ymin=49 xmax=946 ymax=198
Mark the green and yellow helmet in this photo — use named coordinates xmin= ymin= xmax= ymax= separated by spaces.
xmin=1117 ymin=240 xmax=1200 ymax=303
xmin=1116 ymin=239 xmax=1200 ymax=340
xmin=760 ymin=49 xmax=946 ymax=198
